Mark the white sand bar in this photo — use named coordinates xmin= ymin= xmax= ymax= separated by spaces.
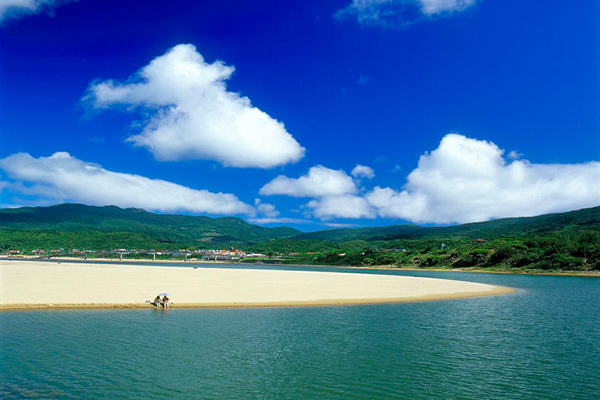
xmin=0 ymin=261 xmax=514 ymax=310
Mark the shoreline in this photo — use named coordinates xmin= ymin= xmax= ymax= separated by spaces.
xmin=355 ymin=265 xmax=600 ymax=277
xmin=0 ymin=289 xmax=515 ymax=312
xmin=0 ymin=260 xmax=514 ymax=311
xmin=4 ymin=257 xmax=597 ymax=277
xmin=0 ymin=287 xmax=516 ymax=311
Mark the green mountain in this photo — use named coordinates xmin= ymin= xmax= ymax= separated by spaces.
xmin=293 ymin=206 xmax=600 ymax=242
xmin=0 ymin=203 xmax=300 ymax=249
xmin=248 ymin=206 xmax=600 ymax=271
xmin=2 ymin=203 xmax=598 ymax=271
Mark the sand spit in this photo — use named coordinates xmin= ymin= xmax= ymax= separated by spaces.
xmin=0 ymin=261 xmax=514 ymax=310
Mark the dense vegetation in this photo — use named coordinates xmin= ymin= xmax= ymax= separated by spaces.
xmin=260 ymin=231 xmax=600 ymax=272
xmin=0 ymin=204 xmax=300 ymax=249
xmin=252 ymin=207 xmax=600 ymax=272
xmin=294 ymin=206 xmax=600 ymax=241
xmin=1 ymin=204 xmax=599 ymax=272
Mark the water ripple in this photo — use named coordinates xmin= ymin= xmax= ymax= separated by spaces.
xmin=1 ymin=273 xmax=599 ymax=399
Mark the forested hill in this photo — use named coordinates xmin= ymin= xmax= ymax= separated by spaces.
xmin=1 ymin=203 xmax=599 ymax=252
xmin=0 ymin=203 xmax=300 ymax=248
xmin=293 ymin=206 xmax=600 ymax=242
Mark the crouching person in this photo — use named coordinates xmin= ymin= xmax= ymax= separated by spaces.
xmin=152 ymin=295 xmax=162 ymax=308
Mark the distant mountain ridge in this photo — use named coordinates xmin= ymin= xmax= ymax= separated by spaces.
xmin=0 ymin=203 xmax=300 ymax=247
xmin=1 ymin=203 xmax=599 ymax=250
xmin=293 ymin=206 xmax=600 ymax=242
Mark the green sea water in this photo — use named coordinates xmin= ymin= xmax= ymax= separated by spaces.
xmin=1 ymin=266 xmax=599 ymax=399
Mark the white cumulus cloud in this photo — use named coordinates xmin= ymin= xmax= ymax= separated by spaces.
xmin=254 ymin=198 xmax=280 ymax=218
xmin=0 ymin=152 xmax=255 ymax=216
xmin=337 ymin=0 xmax=477 ymax=27
xmin=365 ymin=134 xmax=600 ymax=223
xmin=260 ymin=165 xmax=357 ymax=198
xmin=307 ymin=195 xmax=375 ymax=220
xmin=258 ymin=134 xmax=600 ymax=223
xmin=260 ymin=164 xmax=376 ymax=220
xmin=351 ymin=164 xmax=375 ymax=179
xmin=84 ymin=44 xmax=305 ymax=168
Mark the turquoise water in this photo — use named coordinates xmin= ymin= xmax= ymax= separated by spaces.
xmin=1 ymin=266 xmax=599 ymax=399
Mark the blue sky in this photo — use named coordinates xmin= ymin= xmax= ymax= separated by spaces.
xmin=0 ymin=0 xmax=598 ymax=231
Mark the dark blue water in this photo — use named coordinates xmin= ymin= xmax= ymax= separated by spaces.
xmin=1 ymin=267 xmax=599 ymax=399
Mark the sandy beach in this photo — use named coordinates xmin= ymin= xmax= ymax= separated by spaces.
xmin=0 ymin=260 xmax=514 ymax=310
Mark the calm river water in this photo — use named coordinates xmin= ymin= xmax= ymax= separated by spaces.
xmin=1 ymin=265 xmax=599 ymax=399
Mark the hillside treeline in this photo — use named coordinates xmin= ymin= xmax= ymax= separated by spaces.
xmin=253 ymin=230 xmax=600 ymax=272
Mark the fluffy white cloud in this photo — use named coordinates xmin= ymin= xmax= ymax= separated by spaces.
xmin=260 ymin=165 xmax=374 ymax=220
xmin=254 ymin=198 xmax=280 ymax=218
xmin=351 ymin=164 xmax=375 ymax=179
xmin=0 ymin=152 xmax=255 ymax=216
xmin=260 ymin=165 xmax=357 ymax=198
xmin=84 ymin=44 xmax=305 ymax=168
xmin=366 ymin=134 xmax=600 ymax=223
xmin=307 ymin=195 xmax=375 ymax=220
xmin=337 ymin=0 xmax=477 ymax=27
xmin=258 ymin=134 xmax=600 ymax=223
xmin=0 ymin=0 xmax=67 ymax=22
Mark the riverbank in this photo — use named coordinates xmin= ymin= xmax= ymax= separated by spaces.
xmin=0 ymin=260 xmax=513 ymax=310
xmin=9 ymin=256 xmax=600 ymax=277
xmin=352 ymin=265 xmax=600 ymax=277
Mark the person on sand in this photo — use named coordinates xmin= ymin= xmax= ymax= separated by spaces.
xmin=152 ymin=295 xmax=162 ymax=308
xmin=162 ymin=295 xmax=170 ymax=309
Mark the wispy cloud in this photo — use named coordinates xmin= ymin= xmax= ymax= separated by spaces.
xmin=248 ymin=217 xmax=311 ymax=225
xmin=507 ymin=150 xmax=523 ymax=160
xmin=322 ymin=222 xmax=360 ymax=228
xmin=336 ymin=0 xmax=478 ymax=28
xmin=84 ymin=44 xmax=305 ymax=169
xmin=0 ymin=152 xmax=255 ymax=216
xmin=357 ymin=74 xmax=372 ymax=85
xmin=0 ymin=0 xmax=71 ymax=23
